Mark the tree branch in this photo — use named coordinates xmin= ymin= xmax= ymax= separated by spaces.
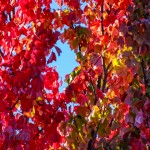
xmin=97 ymin=75 xmax=102 ymax=89
xmin=9 ymin=98 xmax=20 ymax=110
xmin=51 ymin=100 xmax=63 ymax=118
xmin=32 ymin=128 xmax=43 ymax=140
xmin=87 ymin=120 xmax=100 ymax=150
xmin=88 ymin=2 xmax=105 ymax=145
xmin=90 ymin=78 xmax=98 ymax=105
xmin=106 ymin=62 xmax=112 ymax=72
xmin=102 ymin=58 xmax=112 ymax=93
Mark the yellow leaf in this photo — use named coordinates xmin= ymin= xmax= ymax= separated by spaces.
xmin=71 ymin=143 xmax=76 ymax=150
xmin=107 ymin=91 xmax=115 ymax=99
xmin=32 ymin=106 xmax=35 ymax=116
xmin=36 ymin=97 xmax=43 ymax=101
xmin=112 ymin=58 xmax=120 ymax=67
xmin=79 ymin=132 xmax=86 ymax=143
xmin=81 ymin=46 xmax=86 ymax=52
xmin=92 ymin=105 xmax=101 ymax=119
xmin=64 ymin=9 xmax=69 ymax=14
xmin=26 ymin=40 xmax=31 ymax=51
xmin=24 ymin=107 xmax=35 ymax=118
xmin=93 ymin=105 xmax=99 ymax=112
xmin=15 ymin=100 xmax=21 ymax=109
xmin=123 ymin=45 xmax=132 ymax=51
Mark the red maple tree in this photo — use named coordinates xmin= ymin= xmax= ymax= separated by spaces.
xmin=0 ymin=0 xmax=149 ymax=149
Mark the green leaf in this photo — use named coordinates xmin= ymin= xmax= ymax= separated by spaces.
xmin=75 ymin=66 xmax=81 ymax=75
xmin=88 ymin=84 xmax=93 ymax=92
xmin=146 ymin=86 xmax=150 ymax=97
xmin=146 ymin=86 xmax=150 ymax=93
xmin=75 ymin=116 xmax=86 ymax=131
xmin=133 ymin=97 xmax=139 ymax=103
xmin=76 ymin=52 xmax=82 ymax=61
xmin=72 ymin=38 xmax=78 ymax=49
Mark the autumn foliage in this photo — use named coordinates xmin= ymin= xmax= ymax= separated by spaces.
xmin=0 ymin=0 xmax=150 ymax=149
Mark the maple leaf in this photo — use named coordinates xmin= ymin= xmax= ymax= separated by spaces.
xmin=140 ymin=84 xmax=146 ymax=94
xmin=0 ymin=100 xmax=7 ymax=112
xmin=44 ymin=70 xmax=59 ymax=90
xmin=141 ymin=128 xmax=150 ymax=140
xmin=47 ymin=52 xmax=56 ymax=64
xmin=134 ymin=111 xmax=144 ymax=128
xmin=16 ymin=116 xmax=27 ymax=129
xmin=66 ymin=0 xmax=80 ymax=8
xmin=130 ymin=138 xmax=147 ymax=150
xmin=96 ymin=89 xmax=104 ymax=99
xmin=76 ymin=94 xmax=88 ymax=105
xmin=55 ymin=46 xmax=62 ymax=56
xmin=56 ymin=0 xmax=62 ymax=6
xmin=144 ymin=100 xmax=150 ymax=116
xmin=21 ymin=98 xmax=33 ymax=112
xmin=103 ymin=14 xmax=117 ymax=27
xmin=0 ymin=0 xmax=149 ymax=149
xmin=95 ymin=0 xmax=104 ymax=5
xmin=55 ymin=112 xmax=65 ymax=123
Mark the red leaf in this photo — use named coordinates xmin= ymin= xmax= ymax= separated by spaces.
xmin=96 ymin=89 xmax=104 ymax=99
xmin=141 ymin=128 xmax=150 ymax=139
xmin=21 ymin=99 xmax=33 ymax=112
xmin=67 ymin=0 xmax=80 ymax=8
xmin=55 ymin=112 xmax=64 ymax=123
xmin=140 ymin=84 xmax=146 ymax=95
xmin=130 ymin=138 xmax=146 ymax=150
xmin=1 ymin=60 xmax=11 ymax=67
xmin=95 ymin=0 xmax=104 ymax=5
xmin=0 ymin=100 xmax=7 ymax=112
xmin=0 ymin=123 xmax=2 ymax=132
xmin=16 ymin=116 xmax=27 ymax=129
xmin=55 ymin=46 xmax=62 ymax=56
xmin=76 ymin=94 xmax=88 ymax=105
xmin=134 ymin=111 xmax=144 ymax=128
xmin=50 ymin=129 xmax=61 ymax=143
xmin=47 ymin=52 xmax=56 ymax=64
xmin=44 ymin=71 xmax=59 ymax=90
xmin=103 ymin=14 xmax=117 ymax=27
xmin=56 ymin=0 xmax=62 ymax=6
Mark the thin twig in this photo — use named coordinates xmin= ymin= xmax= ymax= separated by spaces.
xmin=51 ymin=100 xmax=63 ymax=118
xmin=32 ymin=128 xmax=43 ymax=140
xmin=102 ymin=57 xmax=107 ymax=92
xmin=90 ymin=78 xmax=98 ymax=105
xmin=97 ymin=75 xmax=102 ymax=89
xmin=9 ymin=98 xmax=20 ymax=110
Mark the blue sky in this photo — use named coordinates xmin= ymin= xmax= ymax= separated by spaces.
xmin=50 ymin=41 xmax=79 ymax=92
xmin=49 ymin=1 xmax=79 ymax=92
xmin=48 ymin=1 xmax=93 ymax=92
